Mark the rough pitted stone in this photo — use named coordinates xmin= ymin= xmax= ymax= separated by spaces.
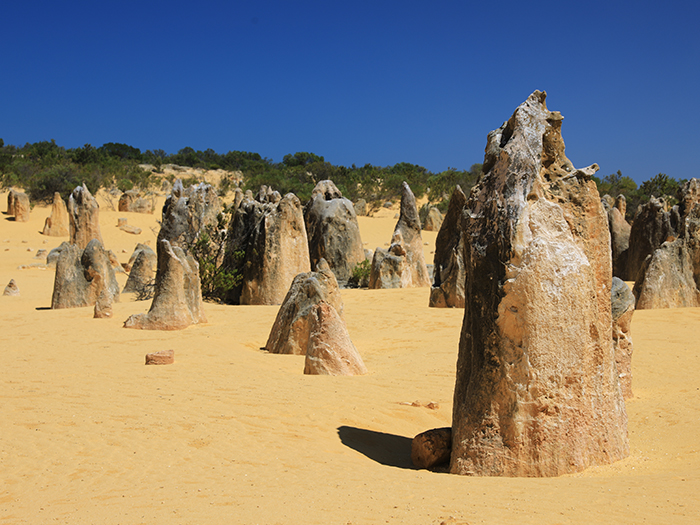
xmin=3 ymin=279 xmax=19 ymax=296
xmin=46 ymin=242 xmax=69 ymax=267
xmin=93 ymin=274 xmax=114 ymax=318
xmin=633 ymin=238 xmax=700 ymax=309
xmin=69 ymin=184 xmax=103 ymax=250
xmin=51 ymin=239 xmax=120 ymax=309
xmin=7 ymin=189 xmax=17 ymax=215
xmin=601 ymin=194 xmax=614 ymax=211
xmin=354 ymin=199 xmax=368 ymax=216
xmin=451 ymin=91 xmax=628 ymax=477
xmin=224 ymin=189 xmax=310 ymax=305
xmin=623 ymin=197 xmax=680 ymax=281
xmin=429 ymin=186 xmax=467 ymax=308
xmin=145 ymin=349 xmax=175 ymax=365
xmin=368 ymin=182 xmax=431 ymax=289
xmin=422 ymin=207 xmax=444 ymax=231
xmin=12 ymin=191 xmax=30 ymax=222
xmin=264 ymin=259 xmax=344 ymax=355
xmin=123 ymin=244 xmax=157 ymax=294
xmin=123 ymin=239 xmax=207 ymax=330
xmin=303 ymin=301 xmax=367 ymax=376
xmin=412 ymin=428 xmax=452 ymax=469
xmin=678 ymin=178 xmax=700 ymax=218
xmin=158 ymin=180 xmax=221 ymax=248
xmin=611 ymin=277 xmax=634 ymax=399
xmin=118 ymin=190 xmax=154 ymax=214
xmin=304 ymin=180 xmax=365 ymax=283
xmin=42 ymin=192 xmax=70 ymax=236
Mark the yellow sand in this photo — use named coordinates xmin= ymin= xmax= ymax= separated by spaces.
xmin=1 ymin=191 xmax=698 ymax=524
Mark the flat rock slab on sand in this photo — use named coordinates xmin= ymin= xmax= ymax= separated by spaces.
xmin=0 ymin=189 xmax=699 ymax=524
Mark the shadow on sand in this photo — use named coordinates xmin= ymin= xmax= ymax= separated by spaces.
xmin=337 ymin=426 xmax=417 ymax=470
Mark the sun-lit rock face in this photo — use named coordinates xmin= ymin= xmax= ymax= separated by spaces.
xmin=69 ymin=184 xmax=103 ymax=250
xmin=450 ymin=90 xmax=629 ymax=477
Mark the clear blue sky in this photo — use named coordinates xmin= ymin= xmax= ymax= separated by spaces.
xmin=2 ymin=1 xmax=698 ymax=184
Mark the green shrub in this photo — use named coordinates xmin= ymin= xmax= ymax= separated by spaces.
xmin=347 ymin=259 xmax=371 ymax=288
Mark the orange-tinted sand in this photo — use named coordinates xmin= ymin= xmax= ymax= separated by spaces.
xmin=1 ymin=190 xmax=698 ymax=524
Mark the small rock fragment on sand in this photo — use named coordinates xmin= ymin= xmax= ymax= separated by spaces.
xmin=145 ymin=350 xmax=175 ymax=365
xmin=3 ymin=279 xmax=19 ymax=296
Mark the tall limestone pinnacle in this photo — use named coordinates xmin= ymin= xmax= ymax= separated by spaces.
xmin=450 ymin=91 xmax=629 ymax=477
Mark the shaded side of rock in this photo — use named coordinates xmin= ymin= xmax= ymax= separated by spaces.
xmin=304 ymin=180 xmax=364 ymax=284
xmin=42 ymin=192 xmax=70 ymax=236
xmin=451 ymin=90 xmax=628 ymax=477
xmin=412 ymin=428 xmax=452 ymax=469
xmin=303 ymin=301 xmax=367 ymax=376
xmin=264 ymin=259 xmax=343 ymax=355
xmin=354 ymin=199 xmax=367 ymax=216
xmin=609 ymin=205 xmax=631 ymax=279
xmin=429 ymin=186 xmax=467 ymax=308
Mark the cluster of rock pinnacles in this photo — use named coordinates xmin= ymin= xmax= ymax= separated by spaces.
xmin=21 ymin=89 xmax=700 ymax=477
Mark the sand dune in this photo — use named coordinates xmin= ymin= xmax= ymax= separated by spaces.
xmin=1 ymin=191 xmax=698 ymax=524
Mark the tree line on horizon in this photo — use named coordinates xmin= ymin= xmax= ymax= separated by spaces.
xmin=0 ymin=138 xmax=686 ymax=221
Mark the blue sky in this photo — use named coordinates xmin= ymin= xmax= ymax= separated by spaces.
xmin=2 ymin=1 xmax=698 ymax=184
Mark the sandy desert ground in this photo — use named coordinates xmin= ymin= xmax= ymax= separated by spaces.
xmin=1 ymin=190 xmax=699 ymax=524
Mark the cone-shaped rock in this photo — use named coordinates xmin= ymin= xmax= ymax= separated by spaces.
xmin=264 ymin=259 xmax=344 ymax=355
xmin=369 ymin=182 xmax=430 ymax=289
xmin=304 ymin=180 xmax=365 ymax=284
xmin=69 ymin=184 xmax=103 ymax=250
xmin=123 ymin=239 xmax=207 ymax=330
xmin=451 ymin=91 xmax=628 ymax=477
xmin=42 ymin=192 xmax=70 ymax=236
xmin=224 ymin=189 xmax=310 ymax=305
xmin=51 ymin=239 xmax=120 ymax=309
xmin=303 ymin=301 xmax=367 ymax=376
xmin=3 ymin=279 xmax=19 ymax=296
xmin=429 ymin=185 xmax=467 ymax=308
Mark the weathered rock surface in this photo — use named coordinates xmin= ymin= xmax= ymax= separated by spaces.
xmin=51 ymin=239 xmax=120 ymax=309
xmin=304 ymin=180 xmax=365 ymax=284
xmin=303 ymin=301 xmax=367 ymax=376
xmin=368 ymin=182 xmax=431 ymax=289
xmin=11 ymin=191 xmax=30 ymax=222
xmin=7 ymin=189 xmax=16 ymax=215
xmin=354 ymin=199 xmax=367 ymax=216
xmin=611 ymin=277 xmax=634 ymax=399
xmin=412 ymin=428 xmax=452 ymax=469
xmin=145 ymin=349 xmax=175 ymax=365
xmin=123 ymin=239 xmax=206 ymax=330
xmin=69 ymin=184 xmax=104 ymax=250
xmin=3 ymin=279 xmax=19 ymax=296
xmin=224 ymin=189 xmax=310 ymax=305
xmin=93 ymin=274 xmax=114 ymax=318
xmin=42 ymin=192 xmax=70 ymax=236
xmin=429 ymin=186 xmax=467 ymax=308
xmin=46 ymin=242 xmax=69 ymax=267
xmin=264 ymin=259 xmax=344 ymax=355
xmin=158 ymin=180 xmax=221 ymax=248
xmin=422 ymin=207 xmax=444 ymax=231
xmin=623 ymin=197 xmax=679 ymax=281
xmin=633 ymin=238 xmax=700 ymax=309
xmin=451 ymin=91 xmax=628 ymax=477
xmin=118 ymin=190 xmax=154 ymax=214
xmin=123 ymin=244 xmax=157 ymax=294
